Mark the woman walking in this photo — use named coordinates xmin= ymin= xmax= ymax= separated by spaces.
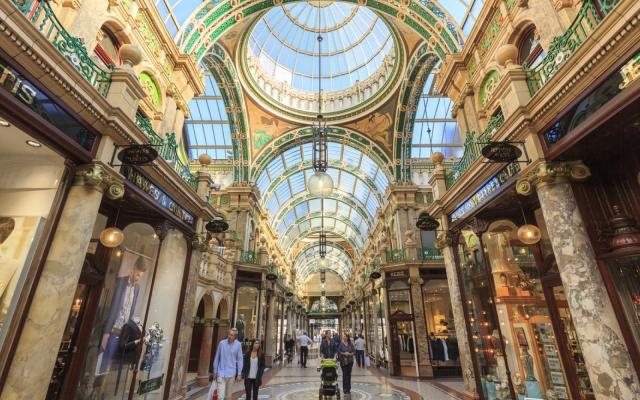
xmin=338 ymin=334 xmax=356 ymax=395
xmin=241 ymin=339 xmax=265 ymax=400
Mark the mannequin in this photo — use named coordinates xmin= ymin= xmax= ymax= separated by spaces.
xmin=236 ymin=314 xmax=246 ymax=342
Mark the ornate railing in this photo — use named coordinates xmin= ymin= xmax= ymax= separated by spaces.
xmin=445 ymin=112 xmax=505 ymax=188
xmin=418 ymin=247 xmax=444 ymax=261
xmin=525 ymin=0 xmax=618 ymax=95
xmin=239 ymin=250 xmax=257 ymax=264
xmin=135 ymin=114 xmax=198 ymax=190
xmin=12 ymin=0 xmax=112 ymax=96
xmin=385 ymin=249 xmax=405 ymax=264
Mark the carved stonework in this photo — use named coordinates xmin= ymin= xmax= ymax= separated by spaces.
xmin=435 ymin=231 xmax=453 ymax=250
xmin=516 ymin=161 xmax=591 ymax=196
xmin=192 ymin=234 xmax=209 ymax=252
xmin=73 ymin=162 xmax=124 ymax=200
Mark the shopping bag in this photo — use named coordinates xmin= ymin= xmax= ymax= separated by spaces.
xmin=364 ymin=356 xmax=371 ymax=367
xmin=208 ymin=380 xmax=218 ymax=400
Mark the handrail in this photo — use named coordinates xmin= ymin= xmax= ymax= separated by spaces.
xmin=13 ymin=0 xmax=112 ymax=96
xmin=385 ymin=249 xmax=405 ymax=264
xmin=525 ymin=0 xmax=607 ymax=95
xmin=239 ymin=250 xmax=257 ymax=264
xmin=418 ymin=247 xmax=444 ymax=261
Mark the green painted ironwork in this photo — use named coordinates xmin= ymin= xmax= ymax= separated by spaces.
xmin=135 ymin=114 xmax=198 ymax=190
xmin=13 ymin=0 xmax=112 ymax=96
xmin=444 ymin=112 xmax=505 ymax=188
xmin=418 ymin=247 xmax=444 ymax=261
xmin=240 ymin=250 xmax=257 ymax=264
xmin=385 ymin=249 xmax=405 ymax=264
xmin=525 ymin=0 xmax=602 ymax=95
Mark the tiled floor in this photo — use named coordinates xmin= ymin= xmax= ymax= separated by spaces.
xmin=189 ymin=357 xmax=465 ymax=400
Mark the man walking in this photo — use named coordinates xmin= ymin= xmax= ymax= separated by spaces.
xmin=354 ymin=334 xmax=365 ymax=367
xmin=297 ymin=331 xmax=312 ymax=368
xmin=320 ymin=330 xmax=336 ymax=359
xmin=212 ymin=328 xmax=243 ymax=400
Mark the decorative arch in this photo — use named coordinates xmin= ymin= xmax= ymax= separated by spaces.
xmin=178 ymin=0 xmax=461 ymax=62
xmin=201 ymin=44 xmax=250 ymax=181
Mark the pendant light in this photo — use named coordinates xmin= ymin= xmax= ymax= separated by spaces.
xmin=517 ymin=204 xmax=541 ymax=245
xmin=100 ymin=206 xmax=124 ymax=248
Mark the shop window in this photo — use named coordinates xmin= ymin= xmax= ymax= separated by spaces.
xmin=423 ymin=279 xmax=461 ymax=376
xmin=234 ymin=285 xmax=259 ymax=347
xmin=0 ymin=126 xmax=66 ymax=351
xmin=93 ymin=28 xmax=121 ymax=68
xmin=518 ymin=27 xmax=545 ymax=69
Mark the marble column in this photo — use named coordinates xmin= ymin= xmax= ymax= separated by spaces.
xmin=170 ymin=244 xmax=205 ymax=398
xmin=1 ymin=163 xmax=124 ymax=400
xmin=437 ymin=232 xmax=478 ymax=397
xmin=264 ymin=290 xmax=276 ymax=367
xmin=196 ymin=322 xmax=214 ymax=386
xmin=408 ymin=268 xmax=433 ymax=377
xmin=517 ymin=161 xmax=640 ymax=400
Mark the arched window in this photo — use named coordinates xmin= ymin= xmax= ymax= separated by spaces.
xmin=518 ymin=27 xmax=545 ymax=68
xmin=93 ymin=27 xmax=120 ymax=68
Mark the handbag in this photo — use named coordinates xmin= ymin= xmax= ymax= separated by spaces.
xmin=364 ymin=356 xmax=371 ymax=367
xmin=208 ymin=380 xmax=218 ymax=400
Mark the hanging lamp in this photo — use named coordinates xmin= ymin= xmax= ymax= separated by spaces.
xmin=517 ymin=204 xmax=541 ymax=244
xmin=100 ymin=206 xmax=124 ymax=248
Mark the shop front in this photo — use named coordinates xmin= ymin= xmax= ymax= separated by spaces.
xmin=232 ymin=270 xmax=264 ymax=350
xmin=362 ymin=282 xmax=389 ymax=369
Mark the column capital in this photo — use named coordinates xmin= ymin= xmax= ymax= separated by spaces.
xmin=73 ymin=162 xmax=124 ymax=199
xmin=435 ymin=231 xmax=453 ymax=250
xmin=192 ymin=233 xmax=209 ymax=252
xmin=516 ymin=160 xmax=590 ymax=195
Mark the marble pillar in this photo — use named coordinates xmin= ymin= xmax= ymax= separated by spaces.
xmin=0 ymin=163 xmax=124 ymax=400
xmin=170 ymin=245 xmax=204 ymax=398
xmin=408 ymin=268 xmax=433 ymax=377
xmin=264 ymin=291 xmax=276 ymax=367
xmin=196 ymin=324 xmax=214 ymax=386
xmin=437 ymin=233 xmax=478 ymax=397
xmin=517 ymin=161 xmax=640 ymax=400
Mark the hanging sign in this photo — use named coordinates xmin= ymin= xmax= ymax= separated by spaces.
xmin=205 ymin=219 xmax=229 ymax=233
xmin=117 ymin=144 xmax=158 ymax=165
xmin=416 ymin=212 xmax=440 ymax=231
xmin=481 ymin=141 xmax=522 ymax=162
xmin=137 ymin=374 xmax=164 ymax=394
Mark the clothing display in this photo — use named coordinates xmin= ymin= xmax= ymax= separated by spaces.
xmin=430 ymin=337 xmax=459 ymax=361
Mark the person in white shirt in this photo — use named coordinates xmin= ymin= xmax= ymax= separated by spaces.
xmin=354 ymin=335 xmax=366 ymax=367
xmin=297 ymin=332 xmax=312 ymax=367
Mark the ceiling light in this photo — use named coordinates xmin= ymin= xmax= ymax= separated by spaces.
xmin=26 ymin=140 xmax=42 ymax=148
xmin=100 ymin=227 xmax=124 ymax=248
xmin=0 ymin=118 xmax=9 ymax=127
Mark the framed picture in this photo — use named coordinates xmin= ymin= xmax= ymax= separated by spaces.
xmin=547 ymin=356 xmax=561 ymax=370
xmin=550 ymin=371 xmax=565 ymax=385
xmin=515 ymin=327 xmax=528 ymax=347
xmin=544 ymin=344 xmax=557 ymax=355
xmin=554 ymin=385 xmax=569 ymax=399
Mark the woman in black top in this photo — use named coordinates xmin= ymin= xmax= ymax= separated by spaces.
xmin=241 ymin=339 xmax=265 ymax=400
xmin=337 ymin=334 xmax=356 ymax=394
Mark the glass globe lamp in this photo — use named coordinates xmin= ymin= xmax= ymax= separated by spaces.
xmin=307 ymin=171 xmax=334 ymax=197
xmin=517 ymin=224 xmax=541 ymax=244
xmin=100 ymin=227 xmax=124 ymax=248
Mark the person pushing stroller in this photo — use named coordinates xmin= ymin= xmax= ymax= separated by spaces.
xmin=320 ymin=331 xmax=337 ymax=359
xmin=318 ymin=331 xmax=340 ymax=399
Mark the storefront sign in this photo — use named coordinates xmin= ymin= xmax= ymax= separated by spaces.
xmin=481 ymin=141 xmax=522 ymax=162
xmin=545 ymin=52 xmax=640 ymax=146
xmin=451 ymin=162 xmax=521 ymax=222
xmin=121 ymin=165 xmax=195 ymax=225
xmin=117 ymin=145 xmax=158 ymax=165
xmin=0 ymin=57 xmax=96 ymax=151
xmin=387 ymin=270 xmax=407 ymax=278
xmin=137 ymin=374 xmax=164 ymax=395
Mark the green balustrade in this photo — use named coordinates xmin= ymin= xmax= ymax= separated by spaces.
xmin=13 ymin=0 xmax=112 ymax=96
xmin=525 ymin=0 xmax=603 ymax=95
xmin=445 ymin=112 xmax=505 ymax=188
xmin=418 ymin=247 xmax=444 ymax=261
xmin=240 ymin=250 xmax=257 ymax=264
xmin=385 ymin=249 xmax=405 ymax=264
xmin=135 ymin=114 xmax=198 ymax=190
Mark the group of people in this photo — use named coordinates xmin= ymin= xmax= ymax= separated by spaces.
xmin=209 ymin=327 xmax=368 ymax=399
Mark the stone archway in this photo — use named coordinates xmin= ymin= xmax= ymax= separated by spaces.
xmin=189 ymin=292 xmax=216 ymax=386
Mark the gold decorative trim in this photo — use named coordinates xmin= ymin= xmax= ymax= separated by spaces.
xmin=74 ymin=162 xmax=125 ymax=200
xmin=435 ymin=231 xmax=452 ymax=250
xmin=516 ymin=161 xmax=591 ymax=196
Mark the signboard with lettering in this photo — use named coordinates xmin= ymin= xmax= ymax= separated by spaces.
xmin=137 ymin=374 xmax=164 ymax=395
xmin=386 ymin=270 xmax=407 ymax=279
xmin=121 ymin=165 xmax=195 ymax=226
xmin=0 ymin=56 xmax=96 ymax=151
xmin=117 ymin=145 xmax=158 ymax=165
xmin=481 ymin=142 xmax=522 ymax=162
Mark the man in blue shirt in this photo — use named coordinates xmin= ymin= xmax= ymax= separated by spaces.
xmin=212 ymin=328 xmax=243 ymax=400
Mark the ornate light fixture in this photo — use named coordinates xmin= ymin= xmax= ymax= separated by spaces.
xmin=517 ymin=204 xmax=541 ymax=245
xmin=100 ymin=206 xmax=124 ymax=248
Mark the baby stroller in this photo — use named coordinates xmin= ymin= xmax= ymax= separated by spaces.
xmin=317 ymin=358 xmax=340 ymax=399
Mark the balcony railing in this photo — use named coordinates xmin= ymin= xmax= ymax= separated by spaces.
xmin=418 ymin=247 xmax=444 ymax=261
xmin=135 ymin=114 xmax=198 ymax=190
xmin=445 ymin=112 xmax=505 ymax=188
xmin=385 ymin=249 xmax=405 ymax=264
xmin=13 ymin=0 xmax=112 ymax=96
xmin=525 ymin=0 xmax=619 ymax=95
xmin=239 ymin=250 xmax=257 ymax=264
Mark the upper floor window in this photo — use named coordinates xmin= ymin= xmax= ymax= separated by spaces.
xmin=518 ymin=27 xmax=545 ymax=68
xmin=93 ymin=28 xmax=120 ymax=68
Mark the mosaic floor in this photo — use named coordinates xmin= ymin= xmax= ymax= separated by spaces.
xmin=236 ymin=382 xmax=411 ymax=400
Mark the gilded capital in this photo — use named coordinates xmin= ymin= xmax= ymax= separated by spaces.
xmin=74 ymin=162 xmax=124 ymax=200
xmin=516 ymin=161 xmax=590 ymax=196
xmin=192 ymin=233 xmax=209 ymax=252
xmin=435 ymin=231 xmax=453 ymax=250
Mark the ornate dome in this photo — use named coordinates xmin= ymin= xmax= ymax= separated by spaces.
xmin=240 ymin=1 xmax=402 ymax=121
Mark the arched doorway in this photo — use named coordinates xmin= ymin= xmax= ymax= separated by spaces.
xmin=187 ymin=293 xmax=215 ymax=386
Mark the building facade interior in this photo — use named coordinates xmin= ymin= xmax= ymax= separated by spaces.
xmin=0 ymin=0 xmax=639 ymax=399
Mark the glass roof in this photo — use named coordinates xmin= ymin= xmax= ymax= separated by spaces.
xmin=421 ymin=0 xmax=484 ymax=36
xmin=247 ymin=2 xmax=394 ymax=94
xmin=184 ymin=72 xmax=233 ymax=160
xmin=294 ymin=245 xmax=353 ymax=282
xmin=410 ymin=67 xmax=463 ymax=159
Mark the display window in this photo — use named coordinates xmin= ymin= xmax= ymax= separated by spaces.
xmin=234 ymin=285 xmax=260 ymax=347
xmin=422 ymin=280 xmax=461 ymax=374
xmin=0 ymin=123 xmax=66 ymax=354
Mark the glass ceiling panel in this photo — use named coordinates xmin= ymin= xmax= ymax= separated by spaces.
xmin=410 ymin=66 xmax=463 ymax=159
xmin=295 ymin=245 xmax=353 ymax=281
xmin=184 ymin=72 xmax=233 ymax=160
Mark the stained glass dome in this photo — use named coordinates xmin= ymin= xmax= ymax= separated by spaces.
xmin=240 ymin=1 xmax=401 ymax=119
